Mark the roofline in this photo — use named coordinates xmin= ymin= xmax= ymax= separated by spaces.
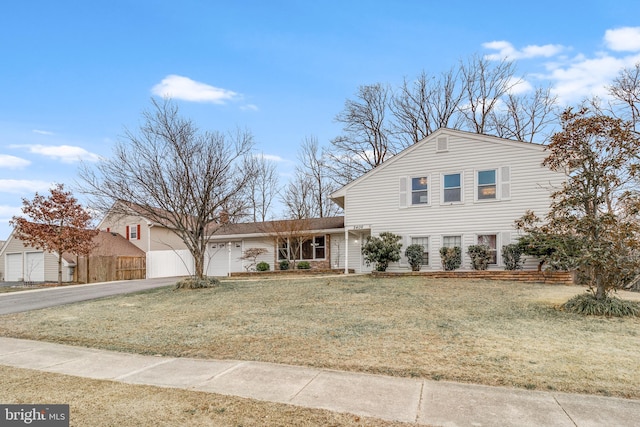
xmin=208 ymin=227 xmax=346 ymax=240
xmin=330 ymin=127 xmax=546 ymax=199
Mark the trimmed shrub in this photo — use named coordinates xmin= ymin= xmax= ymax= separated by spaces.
xmin=279 ymin=259 xmax=290 ymax=270
xmin=502 ymin=243 xmax=525 ymax=270
xmin=175 ymin=276 xmax=220 ymax=289
xmin=361 ymin=232 xmax=403 ymax=272
xmin=467 ymin=244 xmax=492 ymax=270
xmin=297 ymin=261 xmax=311 ymax=270
xmin=405 ymin=244 xmax=424 ymax=271
xmin=562 ymin=293 xmax=640 ymax=317
xmin=256 ymin=261 xmax=270 ymax=271
xmin=440 ymin=246 xmax=461 ymax=271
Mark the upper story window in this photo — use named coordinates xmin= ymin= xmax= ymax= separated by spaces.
xmin=411 ymin=177 xmax=429 ymax=205
xmin=127 ymin=224 xmax=139 ymax=240
xmin=477 ymin=170 xmax=497 ymax=200
xmin=443 ymin=173 xmax=462 ymax=203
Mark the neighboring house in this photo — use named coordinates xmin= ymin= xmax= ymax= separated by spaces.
xmin=0 ymin=229 xmax=145 ymax=283
xmin=330 ymin=128 xmax=567 ymax=273
xmin=97 ymin=202 xmax=192 ymax=279
xmin=0 ymin=232 xmax=76 ymax=282
xmin=74 ymin=231 xmax=147 ymax=283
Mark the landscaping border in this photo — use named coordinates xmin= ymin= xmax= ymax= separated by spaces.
xmin=372 ymin=270 xmax=575 ymax=285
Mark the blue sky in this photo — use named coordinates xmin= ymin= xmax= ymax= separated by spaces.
xmin=1 ymin=0 xmax=640 ymax=239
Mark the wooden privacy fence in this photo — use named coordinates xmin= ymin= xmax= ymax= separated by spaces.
xmin=75 ymin=256 xmax=146 ymax=283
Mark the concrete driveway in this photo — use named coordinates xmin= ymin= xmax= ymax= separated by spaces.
xmin=0 ymin=277 xmax=181 ymax=315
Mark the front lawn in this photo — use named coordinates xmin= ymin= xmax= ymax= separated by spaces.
xmin=0 ymin=276 xmax=638 ymax=398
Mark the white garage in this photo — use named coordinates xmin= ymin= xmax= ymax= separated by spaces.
xmin=5 ymin=253 xmax=23 ymax=281
xmin=206 ymin=241 xmax=243 ymax=277
xmin=25 ymin=252 xmax=44 ymax=282
xmin=4 ymin=252 xmax=44 ymax=282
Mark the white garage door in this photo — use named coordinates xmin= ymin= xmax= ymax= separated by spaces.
xmin=25 ymin=252 xmax=45 ymax=282
xmin=5 ymin=253 xmax=23 ymax=281
xmin=206 ymin=241 xmax=243 ymax=276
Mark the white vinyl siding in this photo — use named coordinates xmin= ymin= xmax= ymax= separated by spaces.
xmin=339 ymin=129 xmax=566 ymax=272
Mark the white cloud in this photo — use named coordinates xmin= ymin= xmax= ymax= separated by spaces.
xmin=259 ymin=154 xmax=285 ymax=162
xmin=240 ymin=104 xmax=259 ymax=111
xmin=604 ymin=27 xmax=640 ymax=52
xmin=507 ymin=77 xmax=533 ymax=95
xmin=14 ymin=144 xmax=101 ymax=163
xmin=152 ymin=75 xmax=239 ymax=104
xmin=544 ymin=52 xmax=640 ymax=104
xmin=0 ymin=154 xmax=30 ymax=169
xmin=0 ymin=205 xmax=22 ymax=217
xmin=0 ymin=180 xmax=53 ymax=194
xmin=483 ymin=41 xmax=565 ymax=60
xmin=32 ymin=129 xmax=54 ymax=135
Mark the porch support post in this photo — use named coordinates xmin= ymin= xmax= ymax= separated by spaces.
xmin=344 ymin=229 xmax=349 ymax=275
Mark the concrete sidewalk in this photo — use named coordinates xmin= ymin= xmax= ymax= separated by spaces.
xmin=0 ymin=337 xmax=638 ymax=426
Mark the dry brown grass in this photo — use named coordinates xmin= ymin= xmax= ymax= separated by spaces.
xmin=1 ymin=276 xmax=639 ymax=399
xmin=0 ymin=365 xmax=411 ymax=427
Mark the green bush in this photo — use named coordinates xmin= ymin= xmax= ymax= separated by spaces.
xmin=175 ymin=276 xmax=220 ymax=289
xmin=297 ymin=261 xmax=311 ymax=270
xmin=502 ymin=243 xmax=525 ymax=270
xmin=467 ymin=244 xmax=492 ymax=270
xmin=405 ymin=244 xmax=424 ymax=271
xmin=361 ymin=232 xmax=403 ymax=272
xmin=279 ymin=259 xmax=290 ymax=270
xmin=439 ymin=246 xmax=461 ymax=271
xmin=562 ymin=293 xmax=640 ymax=317
xmin=256 ymin=261 xmax=270 ymax=271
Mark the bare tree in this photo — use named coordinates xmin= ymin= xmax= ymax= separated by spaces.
xmin=487 ymin=86 xmax=559 ymax=143
xmin=80 ymin=98 xmax=255 ymax=279
xmin=246 ymin=154 xmax=280 ymax=222
xmin=284 ymin=136 xmax=341 ymax=218
xmin=607 ymin=62 xmax=640 ymax=130
xmin=260 ymin=218 xmax=314 ymax=269
xmin=327 ymin=83 xmax=398 ymax=185
xmin=280 ymin=169 xmax=314 ymax=220
xmin=459 ymin=55 xmax=521 ymax=134
xmin=391 ymin=68 xmax=465 ymax=147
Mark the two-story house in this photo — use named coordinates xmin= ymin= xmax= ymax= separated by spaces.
xmin=330 ymin=128 xmax=566 ymax=273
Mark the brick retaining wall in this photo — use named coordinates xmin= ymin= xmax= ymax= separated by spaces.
xmin=372 ymin=270 xmax=575 ymax=285
xmin=230 ymin=269 xmax=574 ymax=284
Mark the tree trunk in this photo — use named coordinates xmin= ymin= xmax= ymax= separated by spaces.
xmin=57 ymin=253 xmax=63 ymax=286
xmin=194 ymin=251 xmax=205 ymax=279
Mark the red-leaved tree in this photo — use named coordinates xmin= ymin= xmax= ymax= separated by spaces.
xmin=10 ymin=184 xmax=97 ymax=285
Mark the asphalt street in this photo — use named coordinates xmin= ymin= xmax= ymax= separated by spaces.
xmin=0 ymin=277 xmax=181 ymax=315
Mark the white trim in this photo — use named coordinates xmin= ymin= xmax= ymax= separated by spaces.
xmin=440 ymin=171 xmax=464 ymax=205
xmin=409 ymin=174 xmax=431 ymax=206
xmin=475 ymin=168 xmax=499 ymax=202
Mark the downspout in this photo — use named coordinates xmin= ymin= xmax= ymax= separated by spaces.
xmin=147 ymin=223 xmax=153 ymax=279
xmin=228 ymin=241 xmax=232 ymax=277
